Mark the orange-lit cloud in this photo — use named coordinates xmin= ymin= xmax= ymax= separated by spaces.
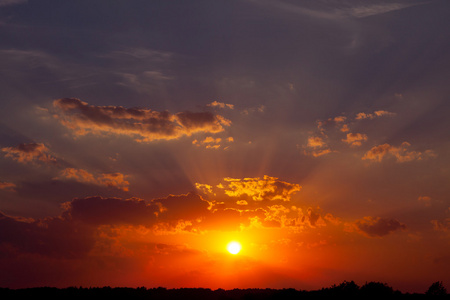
xmin=362 ymin=142 xmax=436 ymax=163
xmin=57 ymin=168 xmax=130 ymax=191
xmin=207 ymin=101 xmax=234 ymax=109
xmin=308 ymin=109 xmax=397 ymax=154
xmin=193 ymin=176 xmax=337 ymax=231
xmin=219 ymin=175 xmax=302 ymax=202
xmin=0 ymin=181 xmax=16 ymax=191
xmin=303 ymin=136 xmax=333 ymax=157
xmin=431 ymin=217 xmax=450 ymax=232
xmin=303 ymin=207 xmax=326 ymax=228
xmin=192 ymin=136 xmax=234 ymax=149
xmin=53 ymin=98 xmax=231 ymax=142
xmin=1 ymin=143 xmax=57 ymax=164
xmin=307 ymin=136 xmax=326 ymax=148
xmin=342 ymin=132 xmax=368 ymax=147
xmin=241 ymin=105 xmax=265 ymax=115
xmin=348 ymin=216 xmax=406 ymax=237
xmin=340 ymin=124 xmax=350 ymax=132
xmin=418 ymin=196 xmax=432 ymax=207
xmin=355 ymin=110 xmax=396 ymax=120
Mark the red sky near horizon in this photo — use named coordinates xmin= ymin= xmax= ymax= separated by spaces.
xmin=0 ymin=0 xmax=449 ymax=294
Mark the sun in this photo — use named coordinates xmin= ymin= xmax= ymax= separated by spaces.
xmin=226 ymin=241 xmax=242 ymax=255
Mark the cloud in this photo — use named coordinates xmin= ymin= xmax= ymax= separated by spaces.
xmin=0 ymin=211 xmax=94 ymax=259
xmin=362 ymin=142 xmax=436 ymax=163
xmin=305 ymin=108 xmax=400 ymax=158
xmin=52 ymin=98 xmax=231 ymax=142
xmin=349 ymin=216 xmax=406 ymax=237
xmin=324 ymin=213 xmax=341 ymax=226
xmin=333 ymin=116 xmax=346 ymax=123
xmin=0 ymin=0 xmax=27 ymax=8
xmin=245 ymin=0 xmax=339 ymax=21
xmin=303 ymin=136 xmax=333 ymax=157
xmin=0 ymin=195 xmax=168 ymax=258
xmin=303 ymin=207 xmax=326 ymax=228
xmin=418 ymin=196 xmax=432 ymax=207
xmin=431 ymin=218 xmax=450 ymax=232
xmin=192 ymin=136 xmax=222 ymax=149
xmin=355 ymin=110 xmax=396 ymax=120
xmin=66 ymin=196 xmax=159 ymax=226
xmin=307 ymin=136 xmax=326 ymax=148
xmin=194 ymin=176 xmax=318 ymax=230
xmin=117 ymin=71 xmax=173 ymax=95
xmin=342 ymin=3 xmax=420 ymax=18
xmin=207 ymin=101 xmax=234 ymax=109
xmin=195 ymin=183 xmax=214 ymax=195
xmin=340 ymin=124 xmax=350 ymax=132
xmin=241 ymin=105 xmax=265 ymax=115
xmin=152 ymin=192 xmax=210 ymax=222
xmin=192 ymin=136 xmax=234 ymax=150
xmin=309 ymin=148 xmax=333 ymax=157
xmin=218 ymin=175 xmax=302 ymax=202
xmin=342 ymin=132 xmax=368 ymax=147
xmin=57 ymin=168 xmax=130 ymax=191
xmin=0 ymin=181 xmax=16 ymax=191
xmin=1 ymin=143 xmax=57 ymax=165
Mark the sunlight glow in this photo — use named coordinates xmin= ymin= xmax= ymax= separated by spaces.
xmin=227 ymin=241 xmax=242 ymax=255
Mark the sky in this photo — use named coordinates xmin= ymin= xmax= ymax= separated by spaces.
xmin=0 ymin=0 xmax=449 ymax=293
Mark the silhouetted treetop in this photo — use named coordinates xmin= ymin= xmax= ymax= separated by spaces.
xmin=426 ymin=281 xmax=447 ymax=296
xmin=0 ymin=280 xmax=447 ymax=299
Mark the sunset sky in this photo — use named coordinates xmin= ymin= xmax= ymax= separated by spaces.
xmin=0 ymin=0 xmax=449 ymax=293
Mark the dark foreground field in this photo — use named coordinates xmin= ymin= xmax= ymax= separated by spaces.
xmin=0 ymin=281 xmax=447 ymax=299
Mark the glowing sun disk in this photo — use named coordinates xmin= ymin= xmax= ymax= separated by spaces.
xmin=227 ymin=241 xmax=242 ymax=255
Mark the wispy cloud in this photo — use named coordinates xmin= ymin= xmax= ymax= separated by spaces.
xmin=245 ymin=0 xmax=341 ymax=21
xmin=245 ymin=0 xmax=426 ymax=20
xmin=56 ymin=168 xmax=130 ymax=191
xmin=0 ymin=0 xmax=27 ymax=7
xmin=340 ymin=3 xmax=422 ymax=18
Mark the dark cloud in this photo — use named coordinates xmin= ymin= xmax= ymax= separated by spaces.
xmin=53 ymin=98 xmax=231 ymax=142
xmin=352 ymin=216 xmax=406 ymax=237
xmin=152 ymin=192 xmax=210 ymax=222
xmin=66 ymin=196 xmax=159 ymax=226
xmin=0 ymin=212 xmax=94 ymax=259
xmin=303 ymin=207 xmax=326 ymax=228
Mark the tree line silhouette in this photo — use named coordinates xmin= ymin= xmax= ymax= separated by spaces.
xmin=0 ymin=281 xmax=446 ymax=299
